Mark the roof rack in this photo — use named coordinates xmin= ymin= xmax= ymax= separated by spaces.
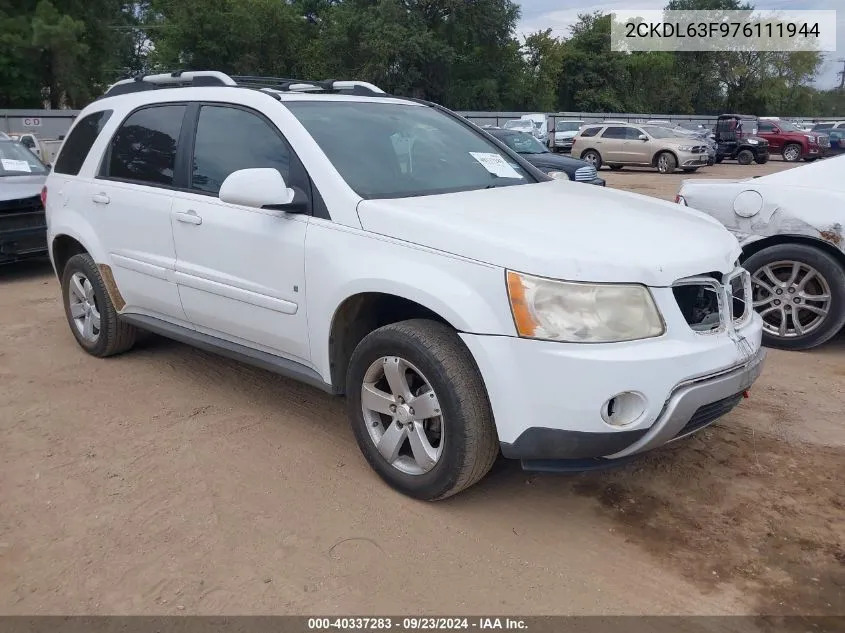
xmin=102 ymin=70 xmax=386 ymax=99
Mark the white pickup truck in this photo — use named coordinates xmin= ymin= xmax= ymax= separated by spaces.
xmin=44 ymin=71 xmax=765 ymax=500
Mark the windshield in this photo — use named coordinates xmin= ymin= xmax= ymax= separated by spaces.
xmin=0 ymin=140 xmax=46 ymax=175
xmin=642 ymin=126 xmax=678 ymax=139
xmin=555 ymin=122 xmax=581 ymax=132
xmin=285 ymin=101 xmax=533 ymax=198
xmin=498 ymin=131 xmax=548 ymax=154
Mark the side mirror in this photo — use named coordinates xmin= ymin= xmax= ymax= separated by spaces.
xmin=219 ymin=168 xmax=306 ymax=213
xmin=638 ymin=134 xmax=648 ymax=141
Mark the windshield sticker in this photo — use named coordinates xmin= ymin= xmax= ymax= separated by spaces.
xmin=1 ymin=159 xmax=31 ymax=172
xmin=469 ymin=152 xmax=523 ymax=179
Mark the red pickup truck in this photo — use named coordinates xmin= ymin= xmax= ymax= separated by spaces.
xmin=756 ymin=118 xmax=829 ymax=162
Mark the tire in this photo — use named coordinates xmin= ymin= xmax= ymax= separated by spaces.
xmin=755 ymin=154 xmax=769 ymax=164
xmin=737 ymin=149 xmax=754 ymax=165
xmin=782 ymin=143 xmax=802 ymax=162
xmin=61 ymin=253 xmax=138 ymax=357
xmin=609 ymin=165 xmax=623 ymax=171
xmin=345 ymin=319 xmax=499 ymax=501
xmin=581 ymin=150 xmax=602 ymax=170
xmin=743 ymin=244 xmax=845 ymax=351
xmin=682 ymin=167 xmax=699 ymax=173
xmin=656 ymin=151 xmax=677 ymax=174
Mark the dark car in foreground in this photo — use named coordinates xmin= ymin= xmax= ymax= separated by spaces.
xmin=485 ymin=128 xmax=605 ymax=186
xmin=1 ymin=139 xmax=49 ymax=264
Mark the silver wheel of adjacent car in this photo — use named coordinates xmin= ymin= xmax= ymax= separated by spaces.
xmin=751 ymin=260 xmax=832 ymax=339
xmin=67 ymin=271 xmax=101 ymax=343
xmin=361 ymin=356 xmax=444 ymax=476
xmin=656 ymin=152 xmax=676 ymax=174
xmin=782 ymin=144 xmax=801 ymax=162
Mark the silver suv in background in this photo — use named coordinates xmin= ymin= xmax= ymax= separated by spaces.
xmin=573 ymin=123 xmax=711 ymax=174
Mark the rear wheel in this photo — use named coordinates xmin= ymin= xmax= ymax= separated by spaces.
xmin=61 ymin=253 xmax=138 ymax=357
xmin=656 ymin=152 xmax=677 ymax=174
xmin=737 ymin=149 xmax=754 ymax=165
xmin=581 ymin=150 xmax=602 ymax=170
xmin=782 ymin=143 xmax=802 ymax=162
xmin=744 ymin=244 xmax=845 ymax=350
xmin=345 ymin=319 xmax=498 ymax=500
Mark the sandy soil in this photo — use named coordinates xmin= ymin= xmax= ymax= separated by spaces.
xmin=1 ymin=159 xmax=843 ymax=618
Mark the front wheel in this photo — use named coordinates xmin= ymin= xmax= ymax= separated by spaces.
xmin=345 ymin=319 xmax=498 ymax=500
xmin=656 ymin=152 xmax=677 ymax=174
xmin=744 ymin=244 xmax=845 ymax=350
xmin=737 ymin=149 xmax=754 ymax=165
xmin=782 ymin=143 xmax=802 ymax=162
xmin=581 ymin=150 xmax=602 ymax=170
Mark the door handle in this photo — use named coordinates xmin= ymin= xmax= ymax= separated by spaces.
xmin=92 ymin=193 xmax=110 ymax=205
xmin=174 ymin=210 xmax=202 ymax=225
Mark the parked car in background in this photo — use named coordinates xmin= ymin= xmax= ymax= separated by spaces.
xmin=657 ymin=124 xmax=716 ymax=165
xmin=502 ymin=119 xmax=537 ymax=138
xmin=812 ymin=121 xmax=845 ymax=132
xmin=676 ymin=155 xmax=845 ymax=350
xmin=7 ymin=132 xmax=61 ymax=166
xmin=826 ymin=129 xmax=845 ymax=156
xmin=713 ymin=114 xmax=769 ymax=165
xmin=45 ymin=70 xmax=765 ymax=500
xmin=549 ymin=120 xmax=583 ymax=153
xmin=519 ymin=113 xmax=548 ymax=143
xmin=485 ymin=127 xmax=605 ymax=185
xmin=757 ymin=118 xmax=828 ymax=162
xmin=573 ymin=122 xmax=710 ymax=174
xmin=1 ymin=138 xmax=49 ymax=264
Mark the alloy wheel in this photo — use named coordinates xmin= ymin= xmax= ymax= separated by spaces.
xmin=360 ymin=356 xmax=444 ymax=475
xmin=751 ymin=260 xmax=832 ymax=338
xmin=784 ymin=145 xmax=801 ymax=161
xmin=67 ymin=272 xmax=101 ymax=343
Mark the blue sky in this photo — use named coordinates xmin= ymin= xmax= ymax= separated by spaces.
xmin=516 ymin=0 xmax=844 ymax=89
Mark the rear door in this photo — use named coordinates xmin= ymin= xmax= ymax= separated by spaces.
xmin=88 ymin=103 xmax=190 ymax=323
xmin=169 ymin=103 xmax=311 ymax=362
xmin=597 ymin=126 xmax=627 ymax=162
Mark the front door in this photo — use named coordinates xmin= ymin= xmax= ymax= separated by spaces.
xmin=756 ymin=121 xmax=780 ymax=152
xmin=621 ymin=127 xmax=651 ymax=164
xmin=170 ymin=103 xmax=311 ymax=363
xmin=88 ymin=104 xmax=189 ymax=323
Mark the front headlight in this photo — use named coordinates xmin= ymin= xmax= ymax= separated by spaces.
xmin=677 ymin=145 xmax=695 ymax=152
xmin=506 ymin=271 xmax=665 ymax=343
xmin=805 ymin=134 xmax=816 ymax=143
xmin=747 ymin=139 xmax=759 ymax=144
xmin=546 ymin=170 xmax=570 ymax=180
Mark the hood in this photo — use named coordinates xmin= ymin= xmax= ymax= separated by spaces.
xmin=556 ymin=130 xmax=579 ymax=139
xmin=0 ymin=174 xmax=46 ymax=202
xmin=357 ymin=181 xmax=740 ymax=286
xmin=522 ymin=153 xmax=588 ymax=172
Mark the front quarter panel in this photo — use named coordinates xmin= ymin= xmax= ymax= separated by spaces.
xmin=305 ymin=219 xmax=517 ymax=385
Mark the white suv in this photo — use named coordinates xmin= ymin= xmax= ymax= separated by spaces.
xmin=45 ymin=71 xmax=766 ymax=500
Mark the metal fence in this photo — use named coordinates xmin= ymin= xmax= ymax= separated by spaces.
xmin=2 ymin=108 xmax=841 ymax=141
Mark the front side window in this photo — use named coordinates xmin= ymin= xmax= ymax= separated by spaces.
xmin=54 ymin=110 xmax=113 ymax=175
xmin=625 ymin=128 xmax=645 ymax=140
xmin=0 ymin=140 xmax=47 ymax=176
xmin=758 ymin=122 xmax=774 ymax=133
xmin=191 ymin=106 xmax=291 ymax=195
xmin=285 ymin=101 xmax=532 ymax=199
xmin=107 ymin=105 xmax=185 ymax=186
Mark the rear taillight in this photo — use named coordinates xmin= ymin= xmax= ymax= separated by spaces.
xmin=40 ymin=186 xmax=47 ymax=209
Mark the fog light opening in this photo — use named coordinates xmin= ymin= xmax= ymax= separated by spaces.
xmin=601 ymin=391 xmax=647 ymax=428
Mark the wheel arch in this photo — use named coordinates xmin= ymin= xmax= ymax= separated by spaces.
xmin=652 ymin=149 xmax=678 ymax=167
xmin=326 ymin=291 xmax=464 ymax=395
xmin=740 ymin=234 xmax=845 ymax=271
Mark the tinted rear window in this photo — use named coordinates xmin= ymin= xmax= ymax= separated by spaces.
xmin=580 ymin=127 xmax=601 ymax=137
xmin=54 ymin=110 xmax=113 ymax=175
xmin=106 ymin=105 xmax=185 ymax=186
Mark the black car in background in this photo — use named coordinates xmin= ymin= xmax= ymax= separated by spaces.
xmin=484 ymin=128 xmax=606 ymax=186
xmin=0 ymin=139 xmax=49 ymax=264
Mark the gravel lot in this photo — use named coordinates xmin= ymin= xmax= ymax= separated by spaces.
xmin=1 ymin=159 xmax=843 ymax=617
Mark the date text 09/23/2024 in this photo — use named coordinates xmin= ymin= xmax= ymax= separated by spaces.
xmin=307 ymin=618 xmax=528 ymax=630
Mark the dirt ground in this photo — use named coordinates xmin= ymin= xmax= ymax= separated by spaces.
xmin=1 ymin=158 xmax=843 ymax=619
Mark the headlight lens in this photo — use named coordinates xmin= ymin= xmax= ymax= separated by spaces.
xmin=747 ymin=139 xmax=759 ymax=144
xmin=506 ymin=271 xmax=665 ymax=343
xmin=546 ymin=170 xmax=570 ymax=180
xmin=805 ymin=134 xmax=816 ymax=143
xmin=677 ymin=145 xmax=695 ymax=152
